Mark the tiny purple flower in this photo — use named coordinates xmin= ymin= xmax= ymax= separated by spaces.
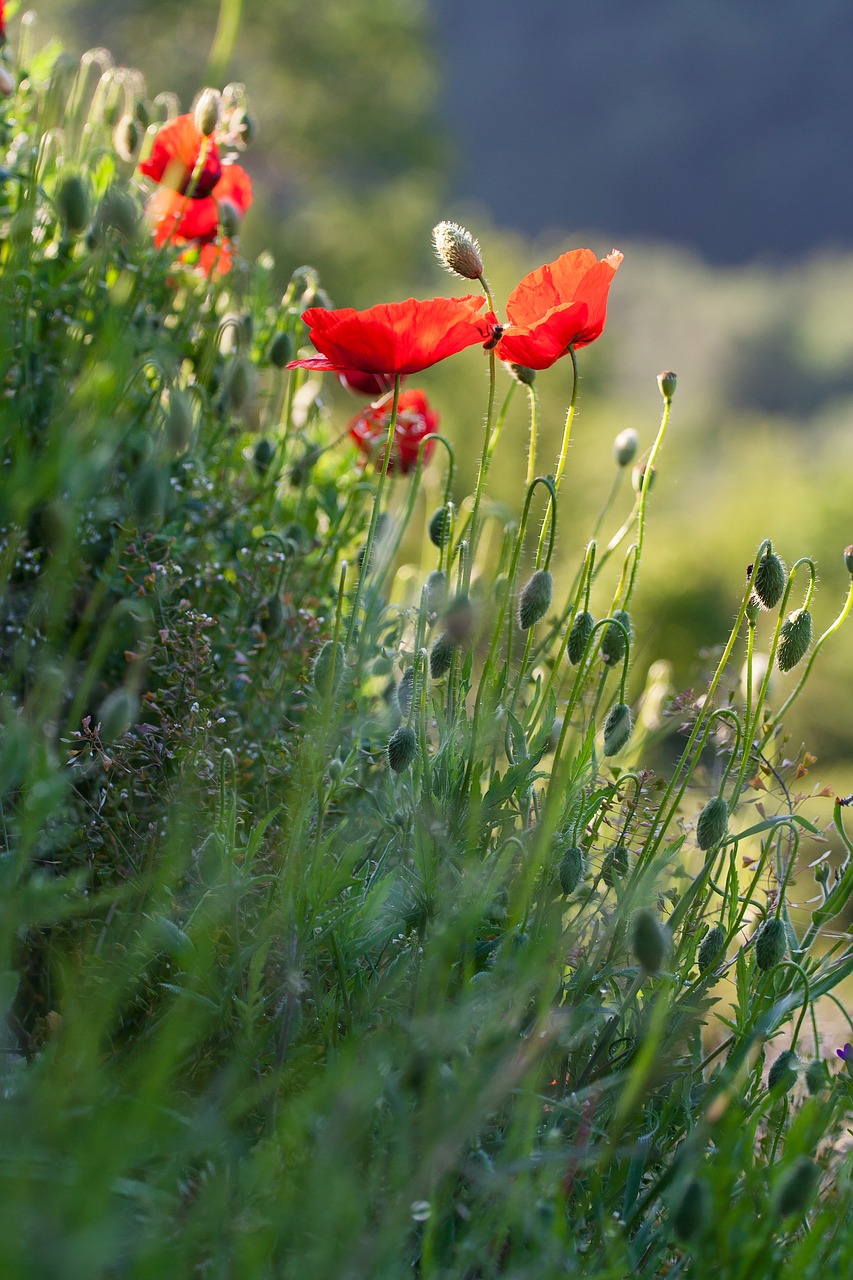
xmin=837 ymin=1043 xmax=853 ymax=1066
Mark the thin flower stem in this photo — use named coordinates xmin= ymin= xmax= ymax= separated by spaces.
xmin=525 ymin=384 xmax=538 ymax=487
xmin=622 ymin=390 xmax=673 ymax=610
xmin=553 ymin=346 xmax=579 ymax=495
xmin=460 ymin=350 xmax=497 ymax=595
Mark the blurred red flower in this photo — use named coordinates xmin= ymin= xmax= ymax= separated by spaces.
xmin=349 ymin=389 xmax=438 ymax=474
xmin=288 ymin=296 xmax=495 ymax=379
xmin=0 ymin=3 xmax=6 ymax=42
xmin=139 ymin=113 xmax=252 ymax=274
xmin=496 ymin=248 xmax=623 ymax=370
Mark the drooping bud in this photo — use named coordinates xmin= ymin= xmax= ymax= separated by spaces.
xmin=268 ymin=331 xmax=293 ymax=368
xmin=844 ymin=545 xmax=853 ymax=575
xmin=444 ymin=594 xmax=474 ymax=643
xmin=696 ymin=795 xmax=728 ymax=851
xmin=774 ymin=1157 xmax=818 ymax=1220
xmin=558 ymin=845 xmax=585 ymax=896
xmin=697 ymin=924 xmax=725 ymax=972
xmin=432 ymin=220 xmax=484 ymax=281
xmin=223 ymin=356 xmax=252 ymax=413
xmin=567 ymin=610 xmax=594 ymax=665
xmin=253 ymin=438 xmax=275 ymax=475
xmin=601 ymin=844 xmax=629 ymax=887
xmin=632 ymin=908 xmax=668 ymax=972
xmin=387 ymin=724 xmax=417 ymax=773
xmin=613 ymin=428 xmax=638 ymax=467
xmin=804 ymin=1059 xmax=827 ymax=1095
xmin=777 ymin=608 xmax=812 ymax=672
xmin=56 ymin=174 xmax=90 ymax=234
xmin=768 ymin=1049 xmax=799 ymax=1095
xmin=95 ymin=186 xmax=139 ymax=241
xmin=425 ymin=569 xmax=446 ymax=615
xmin=603 ymin=703 xmax=632 ymax=756
xmin=518 ymin=569 xmax=553 ymax=630
xmin=193 ymin=87 xmax=222 ymax=137
xmin=113 ymin=113 xmax=142 ymax=162
xmin=632 ymin=461 xmax=655 ymax=493
xmin=217 ymin=197 xmax=243 ymax=239
xmin=260 ymin=593 xmax=284 ymax=636
xmin=657 ymin=370 xmax=677 ymax=400
xmin=311 ymin=640 xmax=344 ymax=698
xmin=97 ymin=688 xmax=139 ymax=743
xmin=507 ymin=363 xmax=536 ymax=386
xmin=755 ymin=917 xmax=786 ymax=970
xmin=601 ymin=609 xmax=631 ymax=666
xmin=750 ymin=548 xmax=787 ymax=611
xmin=164 ymin=388 xmax=194 ymax=454
xmin=429 ymin=631 xmax=455 ymax=679
xmin=428 ymin=506 xmax=452 ymax=548
xmin=670 ymin=1178 xmax=709 ymax=1242
xmin=396 ymin=666 xmax=415 ymax=718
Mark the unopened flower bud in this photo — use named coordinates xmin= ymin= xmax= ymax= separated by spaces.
xmin=97 ymin=688 xmax=139 ymax=743
xmin=696 ymin=795 xmax=728 ymax=851
xmin=750 ymin=548 xmax=787 ymax=611
xmin=430 ymin=631 xmax=455 ymax=679
xmin=602 ymin=843 xmax=629 ymax=887
xmin=56 ymin=174 xmax=90 ymax=234
xmin=601 ymin=609 xmax=631 ymax=666
xmin=671 ymin=1178 xmax=709 ymax=1242
xmin=518 ymin=569 xmax=553 ymax=630
xmin=387 ymin=723 xmax=417 ymax=773
xmin=432 ymin=220 xmax=484 ymax=281
xmin=253 ymin=438 xmax=275 ymax=475
xmin=697 ymin=924 xmax=725 ymax=972
xmin=768 ymin=1049 xmax=799 ymax=1095
xmin=508 ymin=363 xmax=536 ymax=386
xmin=613 ymin=428 xmax=638 ymax=467
xmin=657 ymin=370 xmax=677 ymax=400
xmin=217 ymin=197 xmax=243 ymax=239
xmin=223 ymin=356 xmax=251 ymax=412
xmin=632 ymin=460 xmax=655 ymax=493
xmin=113 ymin=113 xmax=142 ymax=162
xmin=164 ymin=388 xmax=194 ymax=454
xmin=268 ymin=331 xmax=293 ymax=368
xmin=260 ymin=593 xmax=284 ymax=636
xmin=774 ymin=1157 xmax=818 ymax=1219
xmin=558 ymin=845 xmax=585 ymax=895
xmin=844 ymin=545 xmax=853 ymax=575
xmin=194 ymin=87 xmax=221 ymax=137
xmin=755 ymin=917 xmax=786 ymax=970
xmin=396 ymin=666 xmax=415 ymax=718
xmin=312 ymin=640 xmax=344 ymax=697
xmin=804 ymin=1059 xmax=826 ymax=1095
xmin=428 ymin=505 xmax=452 ymax=548
xmin=567 ymin=610 xmax=594 ymax=665
xmin=632 ymin=908 xmax=668 ymax=972
xmin=777 ymin=608 xmax=812 ymax=672
xmin=603 ymin=702 xmax=632 ymax=756
xmin=425 ymin=569 xmax=446 ymax=615
xmin=444 ymin=594 xmax=473 ymax=643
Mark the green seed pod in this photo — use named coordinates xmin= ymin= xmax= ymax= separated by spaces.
xmin=518 ymin=569 xmax=553 ymax=630
xmin=253 ymin=438 xmax=275 ymax=475
xmin=387 ymin=724 xmax=417 ymax=773
xmin=632 ymin=908 xmax=668 ymax=972
xmin=430 ymin=631 xmax=455 ymax=679
xmin=696 ymin=795 xmax=728 ymax=851
xmin=97 ymin=688 xmax=139 ymax=743
xmin=755 ymin=917 xmax=786 ymax=970
xmin=425 ymin=569 xmax=446 ymax=615
xmin=56 ymin=174 xmax=90 ymax=234
xmin=601 ymin=843 xmax=629 ymax=887
xmin=657 ymin=370 xmax=677 ymax=399
xmin=396 ymin=667 xmax=415 ymax=718
xmin=804 ymin=1058 xmax=827 ymax=1095
xmin=558 ymin=845 xmax=585 ymax=896
xmin=752 ymin=549 xmax=787 ymax=610
xmin=778 ymin=608 xmax=812 ymax=672
xmin=268 ymin=331 xmax=293 ymax=368
xmin=774 ymin=1157 xmax=819 ymax=1219
xmin=165 ymin=388 xmax=193 ymax=454
xmin=223 ymin=356 xmax=251 ymax=413
xmin=671 ymin=1178 xmax=709 ymax=1242
xmin=613 ymin=428 xmax=639 ymax=467
xmin=567 ymin=610 xmax=595 ymax=665
xmin=601 ymin=609 xmax=631 ymax=666
xmin=603 ymin=702 xmax=632 ymax=756
xmin=312 ymin=640 xmax=344 ymax=697
xmin=768 ymin=1049 xmax=799 ymax=1095
xmin=428 ymin=505 xmax=451 ymax=548
xmin=697 ymin=924 xmax=725 ymax=973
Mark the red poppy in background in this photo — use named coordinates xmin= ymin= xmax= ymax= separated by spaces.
xmin=496 ymin=248 xmax=623 ymax=370
xmin=288 ymin=296 xmax=495 ymax=379
xmin=0 ymin=3 xmax=6 ymax=42
xmin=349 ymin=389 xmax=438 ymax=474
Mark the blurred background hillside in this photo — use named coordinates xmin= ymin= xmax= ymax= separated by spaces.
xmin=15 ymin=0 xmax=853 ymax=775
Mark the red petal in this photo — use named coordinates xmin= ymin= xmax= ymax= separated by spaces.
xmin=497 ymin=302 xmax=590 ymax=370
xmin=506 ymin=249 xmax=598 ymax=327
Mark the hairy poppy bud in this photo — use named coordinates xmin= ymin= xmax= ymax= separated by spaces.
xmin=97 ymin=688 xmax=139 ymax=743
xmin=558 ymin=845 xmax=585 ymax=895
xmin=750 ymin=549 xmax=787 ymax=611
xmin=113 ymin=113 xmax=142 ymax=162
xmin=778 ymin=608 xmax=812 ymax=672
xmin=696 ymin=795 xmax=728 ymax=851
xmin=223 ymin=356 xmax=251 ymax=413
xmin=396 ymin=667 xmax=415 ymax=718
xmin=603 ymin=702 xmax=632 ymax=756
xmin=697 ymin=924 xmax=725 ymax=972
xmin=755 ymin=917 xmax=786 ymax=970
xmin=253 ymin=438 xmax=275 ymax=475
xmin=57 ymin=174 xmax=90 ymax=234
xmin=312 ymin=640 xmax=344 ymax=697
xmin=430 ymin=631 xmax=454 ymax=679
xmin=632 ymin=908 xmax=668 ymax=972
xmin=95 ymin=186 xmax=139 ymax=242
xmin=428 ymin=506 xmax=451 ymax=548
xmin=613 ymin=428 xmax=638 ymax=467
xmin=774 ymin=1157 xmax=818 ymax=1219
xmin=567 ymin=610 xmax=594 ymax=665
xmin=657 ymin=370 xmax=677 ymax=400
xmin=768 ymin=1049 xmax=799 ymax=1095
xmin=388 ymin=724 xmax=417 ymax=773
xmin=844 ymin=545 xmax=853 ymax=575
xmin=508 ymin=363 xmax=536 ymax=386
xmin=425 ymin=569 xmax=446 ymax=615
xmin=165 ymin=388 xmax=193 ymax=454
xmin=268 ymin=331 xmax=293 ymax=368
xmin=804 ymin=1059 xmax=827 ymax=1095
xmin=671 ymin=1178 xmax=709 ymax=1242
xmin=518 ymin=569 xmax=553 ymax=630
xmin=602 ymin=843 xmax=629 ymax=887
xmin=193 ymin=88 xmax=221 ymax=137
xmin=444 ymin=594 xmax=473 ymax=643
xmin=432 ymin=220 xmax=484 ymax=281
xmin=601 ymin=609 xmax=631 ymax=666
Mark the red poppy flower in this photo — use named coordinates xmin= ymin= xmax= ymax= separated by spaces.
xmin=0 ymin=3 xmax=6 ymax=42
xmin=496 ymin=249 xmax=623 ymax=370
xmin=288 ymin=296 xmax=495 ymax=379
xmin=349 ymin=389 xmax=438 ymax=474
xmin=146 ymin=163 xmax=252 ymax=246
xmin=339 ymin=371 xmax=397 ymax=398
xmin=140 ymin=114 xmax=223 ymax=197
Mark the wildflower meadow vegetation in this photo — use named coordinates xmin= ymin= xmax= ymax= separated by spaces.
xmin=2 ymin=9 xmax=853 ymax=1278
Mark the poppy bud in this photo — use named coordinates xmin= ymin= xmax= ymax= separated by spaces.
xmin=697 ymin=924 xmax=725 ymax=973
xmin=217 ymin=197 xmax=243 ymax=239
xmin=193 ymin=88 xmax=221 ymax=137
xmin=289 ymin=446 xmax=321 ymax=489
xmin=804 ymin=1059 xmax=826 ymax=1095
xmin=430 ymin=631 xmax=455 ymax=679
xmin=223 ymin=356 xmax=251 ymax=413
xmin=657 ymin=370 xmax=677 ymax=400
xmin=603 ymin=703 xmax=632 ymax=756
xmin=558 ymin=845 xmax=585 ymax=895
xmin=95 ymin=186 xmax=139 ymax=241
xmin=132 ymin=461 xmax=168 ymax=527
xmin=56 ymin=174 xmax=90 ymax=234
xmin=165 ymin=388 xmax=193 ymax=454
xmin=253 ymin=438 xmax=275 ymax=475
xmin=671 ymin=1178 xmax=709 ymax=1242
xmin=388 ymin=724 xmax=417 ymax=773
xmin=632 ymin=461 xmax=655 ymax=493
xmin=432 ymin=220 xmax=484 ymax=281
xmin=260 ymin=593 xmax=284 ymax=636
xmin=113 ymin=113 xmax=142 ymax=163
xmin=768 ymin=1049 xmax=799 ymax=1095
xmin=97 ymin=688 xmax=139 ymax=743
xmin=602 ymin=843 xmax=629 ymax=887
xmin=632 ymin=908 xmax=668 ymax=972
xmin=312 ymin=640 xmax=344 ymax=697
xmin=567 ymin=610 xmax=595 ymax=665
xmin=328 ymin=757 xmax=344 ymax=782
xmin=425 ymin=569 xmax=446 ymax=615
xmin=777 ymin=608 xmax=812 ymax=673
xmin=268 ymin=331 xmax=293 ymax=368
xmin=518 ymin=569 xmax=553 ymax=630
xmin=755 ymin=917 xmax=786 ymax=970
xmin=613 ymin=428 xmax=638 ymax=467
xmin=444 ymin=594 xmax=473 ymax=643
xmin=844 ymin=545 xmax=853 ymax=575
xmin=428 ymin=506 xmax=451 ymax=548
xmin=696 ymin=795 xmax=728 ymax=851
xmin=396 ymin=667 xmax=415 ymax=718
xmin=750 ymin=549 xmax=787 ymax=611
xmin=774 ymin=1157 xmax=818 ymax=1220
xmin=601 ymin=609 xmax=631 ymax=666
xmin=508 ymin=363 xmax=536 ymax=386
